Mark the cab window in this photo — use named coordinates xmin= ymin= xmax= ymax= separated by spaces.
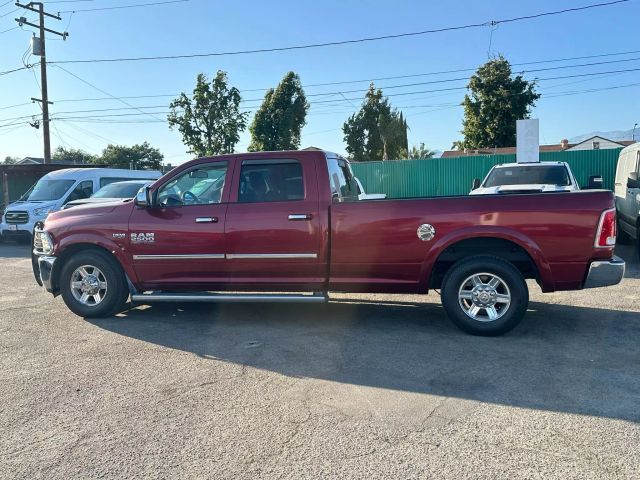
xmin=157 ymin=162 xmax=228 ymax=207
xmin=238 ymin=160 xmax=304 ymax=203
xmin=64 ymin=180 xmax=94 ymax=203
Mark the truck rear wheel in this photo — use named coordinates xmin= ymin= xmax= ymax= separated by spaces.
xmin=59 ymin=250 xmax=129 ymax=318
xmin=441 ymin=256 xmax=528 ymax=336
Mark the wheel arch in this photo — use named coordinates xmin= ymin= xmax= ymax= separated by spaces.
xmin=419 ymin=228 xmax=553 ymax=291
xmin=50 ymin=240 xmax=135 ymax=296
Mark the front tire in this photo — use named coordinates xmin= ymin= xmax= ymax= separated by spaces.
xmin=59 ymin=250 xmax=128 ymax=318
xmin=441 ymin=256 xmax=529 ymax=336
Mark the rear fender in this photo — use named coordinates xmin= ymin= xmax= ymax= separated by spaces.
xmin=419 ymin=226 xmax=553 ymax=291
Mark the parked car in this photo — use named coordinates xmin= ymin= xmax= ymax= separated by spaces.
xmin=470 ymin=162 xmax=581 ymax=195
xmin=355 ymin=178 xmax=386 ymax=200
xmin=0 ymin=168 xmax=161 ymax=241
xmin=32 ymin=150 xmax=623 ymax=336
xmin=63 ymin=180 xmax=155 ymax=209
xmin=614 ymin=142 xmax=640 ymax=248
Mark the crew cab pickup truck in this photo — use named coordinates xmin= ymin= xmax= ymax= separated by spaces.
xmin=32 ymin=150 xmax=625 ymax=336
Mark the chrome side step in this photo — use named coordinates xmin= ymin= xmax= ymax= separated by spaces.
xmin=131 ymin=292 xmax=328 ymax=304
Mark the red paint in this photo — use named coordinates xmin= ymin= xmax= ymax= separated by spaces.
xmin=44 ymin=150 xmax=617 ymax=294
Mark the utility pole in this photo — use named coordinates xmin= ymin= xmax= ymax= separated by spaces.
xmin=15 ymin=2 xmax=68 ymax=164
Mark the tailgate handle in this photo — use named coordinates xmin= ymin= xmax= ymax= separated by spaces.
xmin=288 ymin=214 xmax=312 ymax=221
xmin=195 ymin=217 xmax=218 ymax=223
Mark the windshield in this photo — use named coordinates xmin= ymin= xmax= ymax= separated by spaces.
xmin=24 ymin=179 xmax=76 ymax=201
xmin=483 ymin=165 xmax=570 ymax=187
xmin=92 ymin=182 xmax=148 ymax=199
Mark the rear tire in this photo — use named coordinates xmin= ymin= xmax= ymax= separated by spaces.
xmin=59 ymin=250 xmax=129 ymax=318
xmin=441 ymin=255 xmax=528 ymax=336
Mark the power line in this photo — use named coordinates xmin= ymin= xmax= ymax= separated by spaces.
xmin=49 ymin=0 xmax=631 ymax=64
xmin=52 ymin=64 xmax=166 ymax=122
xmin=58 ymin=0 xmax=190 ymax=13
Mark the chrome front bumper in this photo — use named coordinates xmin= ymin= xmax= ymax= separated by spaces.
xmin=33 ymin=254 xmax=57 ymax=294
xmin=584 ymin=256 xmax=625 ymax=289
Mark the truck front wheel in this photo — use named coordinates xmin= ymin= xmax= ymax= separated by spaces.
xmin=59 ymin=250 xmax=129 ymax=318
xmin=441 ymin=256 xmax=528 ymax=336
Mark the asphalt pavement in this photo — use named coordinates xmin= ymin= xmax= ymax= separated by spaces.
xmin=0 ymin=242 xmax=639 ymax=479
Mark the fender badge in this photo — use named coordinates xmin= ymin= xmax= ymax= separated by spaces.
xmin=112 ymin=233 xmax=126 ymax=239
xmin=131 ymin=232 xmax=155 ymax=243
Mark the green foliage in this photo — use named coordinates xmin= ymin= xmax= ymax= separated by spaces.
xmin=248 ymin=71 xmax=309 ymax=151
xmin=454 ymin=56 xmax=540 ymax=150
xmin=343 ymin=84 xmax=408 ymax=161
xmin=2 ymin=156 xmax=19 ymax=164
xmin=168 ymin=71 xmax=248 ymax=157
xmin=52 ymin=147 xmax=97 ymax=165
xmin=408 ymin=143 xmax=436 ymax=160
xmin=100 ymin=142 xmax=163 ymax=170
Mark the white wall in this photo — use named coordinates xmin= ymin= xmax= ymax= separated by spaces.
xmin=568 ymin=136 xmax=624 ymax=151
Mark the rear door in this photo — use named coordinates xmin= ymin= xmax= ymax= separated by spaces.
xmin=224 ymin=155 xmax=324 ymax=289
xmin=129 ymin=160 xmax=231 ymax=288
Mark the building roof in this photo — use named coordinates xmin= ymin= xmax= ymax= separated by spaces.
xmin=16 ymin=156 xmax=93 ymax=166
xmin=441 ymin=137 xmax=635 ymax=158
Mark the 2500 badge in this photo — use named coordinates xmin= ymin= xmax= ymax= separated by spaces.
xmin=131 ymin=232 xmax=155 ymax=243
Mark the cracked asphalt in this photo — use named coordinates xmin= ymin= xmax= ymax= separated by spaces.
xmin=1 ymin=242 xmax=639 ymax=479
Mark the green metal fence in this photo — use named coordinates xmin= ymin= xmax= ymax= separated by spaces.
xmin=351 ymin=148 xmax=622 ymax=198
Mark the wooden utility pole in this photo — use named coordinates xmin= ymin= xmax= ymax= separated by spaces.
xmin=15 ymin=2 xmax=68 ymax=164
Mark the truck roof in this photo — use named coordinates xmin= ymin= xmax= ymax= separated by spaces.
xmin=492 ymin=162 xmax=568 ymax=169
xmin=42 ymin=168 xmax=161 ymax=180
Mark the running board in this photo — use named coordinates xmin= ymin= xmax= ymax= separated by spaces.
xmin=130 ymin=292 xmax=328 ymax=304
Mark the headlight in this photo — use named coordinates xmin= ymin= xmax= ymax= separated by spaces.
xmin=35 ymin=230 xmax=54 ymax=254
xmin=33 ymin=206 xmax=53 ymax=217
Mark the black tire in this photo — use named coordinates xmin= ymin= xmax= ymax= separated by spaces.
xmin=441 ymin=255 xmax=529 ymax=336
xmin=59 ymin=250 xmax=129 ymax=318
xmin=617 ymin=220 xmax=632 ymax=244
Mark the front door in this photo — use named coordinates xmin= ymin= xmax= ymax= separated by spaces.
xmin=129 ymin=160 xmax=231 ymax=288
xmin=224 ymin=156 xmax=324 ymax=289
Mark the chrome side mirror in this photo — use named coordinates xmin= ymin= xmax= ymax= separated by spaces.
xmin=134 ymin=186 xmax=151 ymax=208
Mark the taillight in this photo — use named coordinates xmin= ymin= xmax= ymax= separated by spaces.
xmin=594 ymin=208 xmax=616 ymax=248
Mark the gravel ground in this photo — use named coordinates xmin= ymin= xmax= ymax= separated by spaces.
xmin=1 ymin=242 xmax=639 ymax=479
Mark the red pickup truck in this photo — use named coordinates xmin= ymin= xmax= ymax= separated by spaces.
xmin=32 ymin=150 xmax=624 ymax=335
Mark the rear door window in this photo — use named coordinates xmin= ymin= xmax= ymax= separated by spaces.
xmin=238 ymin=160 xmax=304 ymax=203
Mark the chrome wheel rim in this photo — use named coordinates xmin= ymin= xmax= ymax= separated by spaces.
xmin=70 ymin=265 xmax=108 ymax=306
xmin=458 ymin=272 xmax=511 ymax=322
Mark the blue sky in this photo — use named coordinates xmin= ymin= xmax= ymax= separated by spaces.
xmin=1 ymin=0 xmax=639 ymax=164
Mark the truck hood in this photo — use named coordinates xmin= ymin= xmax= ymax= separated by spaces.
xmin=47 ymin=199 xmax=130 ymax=222
xmin=470 ymin=184 xmax=577 ymax=195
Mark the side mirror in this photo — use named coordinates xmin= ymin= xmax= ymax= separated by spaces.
xmin=471 ymin=178 xmax=481 ymax=190
xmin=134 ymin=186 xmax=152 ymax=207
xmin=628 ymin=172 xmax=639 ymax=189
xmin=587 ymin=175 xmax=603 ymax=189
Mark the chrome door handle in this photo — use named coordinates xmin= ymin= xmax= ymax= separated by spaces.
xmin=288 ymin=214 xmax=312 ymax=221
xmin=195 ymin=217 xmax=218 ymax=223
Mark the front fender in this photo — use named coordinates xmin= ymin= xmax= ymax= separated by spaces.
xmin=418 ymin=226 xmax=554 ymax=292
xmin=53 ymin=233 xmax=139 ymax=287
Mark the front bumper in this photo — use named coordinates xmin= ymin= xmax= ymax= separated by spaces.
xmin=33 ymin=254 xmax=57 ymax=294
xmin=584 ymin=256 xmax=625 ymax=289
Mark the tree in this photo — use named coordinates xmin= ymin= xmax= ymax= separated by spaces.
xmin=2 ymin=156 xmax=19 ymax=164
xmin=343 ymin=84 xmax=408 ymax=161
xmin=100 ymin=142 xmax=163 ymax=170
xmin=407 ymin=143 xmax=436 ymax=160
xmin=52 ymin=147 xmax=97 ymax=165
xmin=454 ymin=56 xmax=540 ymax=150
xmin=168 ymin=71 xmax=248 ymax=157
xmin=248 ymin=71 xmax=309 ymax=151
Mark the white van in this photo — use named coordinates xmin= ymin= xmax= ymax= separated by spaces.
xmin=1 ymin=168 xmax=161 ymax=241
xmin=614 ymin=142 xmax=640 ymax=245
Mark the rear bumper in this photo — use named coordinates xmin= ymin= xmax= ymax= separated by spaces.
xmin=584 ymin=256 xmax=625 ymax=289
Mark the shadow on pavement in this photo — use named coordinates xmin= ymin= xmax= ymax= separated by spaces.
xmin=0 ymin=242 xmax=31 ymax=259
xmin=88 ymin=296 xmax=640 ymax=423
